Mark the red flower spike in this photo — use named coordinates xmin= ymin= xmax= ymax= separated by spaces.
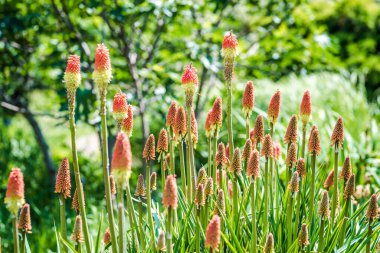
xmin=121 ymin=105 xmax=133 ymax=137
xmin=112 ymin=91 xmax=128 ymax=123
xmin=64 ymin=55 xmax=81 ymax=92
xmin=143 ymin=134 xmax=156 ymax=161
xmin=300 ymin=90 xmax=312 ymax=125
xmin=55 ymin=157 xmax=71 ymax=199
xmin=242 ymin=81 xmax=255 ymax=118
xmin=166 ymin=101 xmax=177 ymax=128
xmin=5 ymin=168 xmax=25 ymax=214
xmin=157 ymin=129 xmax=169 ymax=153
xmin=92 ymin=43 xmax=112 ymax=89
xmin=205 ymin=215 xmax=221 ymax=251
xmin=111 ymin=132 xmax=132 ymax=189
xmin=162 ymin=175 xmax=178 ymax=209
xmin=267 ymin=90 xmax=281 ymax=125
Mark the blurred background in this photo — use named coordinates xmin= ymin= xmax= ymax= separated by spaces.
xmin=1 ymin=0 xmax=379 ymax=251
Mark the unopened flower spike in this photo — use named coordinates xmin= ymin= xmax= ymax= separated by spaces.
xmin=150 ymin=172 xmax=157 ymax=191
xmin=308 ymin=125 xmax=321 ymax=155
xmin=166 ymin=101 xmax=177 ymax=128
xmin=204 ymin=177 xmax=213 ymax=197
xmin=300 ymin=90 xmax=312 ymax=125
xmin=121 ymin=105 xmax=133 ymax=137
xmin=162 ymin=175 xmax=178 ymax=209
xmin=289 ymin=171 xmax=300 ymax=195
xmin=205 ymin=110 xmax=213 ymax=138
xmin=72 ymin=188 xmax=84 ymax=214
xmin=190 ymin=109 xmax=198 ymax=145
xmin=157 ymin=230 xmax=165 ymax=251
xmin=174 ymin=106 xmax=187 ymax=141
xmin=221 ymin=31 xmax=239 ymax=81
xmin=5 ymin=168 xmax=25 ymax=214
xmin=242 ymin=81 xmax=255 ymax=118
xmin=92 ymin=43 xmax=112 ymax=93
xmin=319 ymin=191 xmax=330 ymax=219
xmin=267 ymin=90 xmax=281 ymax=126
xmin=340 ymin=156 xmax=352 ymax=181
xmin=264 ymin=233 xmax=274 ymax=253
xmin=196 ymin=167 xmax=207 ymax=187
xmin=324 ymin=170 xmax=334 ymax=189
xmin=284 ymin=114 xmax=298 ymax=144
xmin=18 ymin=203 xmax=32 ymax=233
xmin=261 ymin=134 xmax=273 ymax=158
xmin=103 ymin=228 xmax=111 ymax=245
xmin=296 ymin=158 xmax=306 ymax=179
xmin=210 ymin=97 xmax=223 ymax=133
xmin=253 ymin=115 xmax=265 ymax=144
xmin=366 ymin=194 xmax=378 ymax=220
xmin=298 ymin=224 xmax=310 ymax=247
xmin=330 ymin=117 xmax=344 ymax=149
xmin=157 ymin=129 xmax=169 ymax=154
xmin=181 ymin=63 xmax=198 ymax=107
xmin=216 ymin=142 xmax=228 ymax=168
xmin=194 ymin=184 xmax=205 ymax=207
xmin=143 ymin=134 xmax=156 ymax=161
xmin=247 ymin=149 xmax=260 ymax=179
xmin=213 ymin=189 xmax=225 ymax=216
xmin=242 ymin=139 xmax=252 ymax=162
xmin=55 ymin=157 xmax=71 ymax=199
xmin=71 ymin=215 xmax=84 ymax=243
xmin=112 ymin=91 xmax=128 ymax=124
xmin=344 ymin=174 xmax=355 ymax=199
xmin=111 ymin=132 xmax=132 ymax=189
xmin=135 ymin=174 xmax=146 ymax=197
xmin=205 ymin=215 xmax=221 ymax=251
xmin=286 ymin=142 xmax=297 ymax=168
xmin=231 ymin=148 xmax=242 ymax=174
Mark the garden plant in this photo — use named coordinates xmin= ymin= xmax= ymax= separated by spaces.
xmin=3 ymin=32 xmax=380 ymax=253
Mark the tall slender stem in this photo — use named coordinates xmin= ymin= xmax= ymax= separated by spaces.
xmin=301 ymin=124 xmax=307 ymax=159
xmin=117 ymin=192 xmax=125 ymax=252
xmin=309 ymin=153 xmax=316 ymax=222
xmin=196 ymin=207 xmax=201 ymax=253
xmin=212 ymin=131 xmax=218 ymax=191
xmin=187 ymin=106 xmax=196 ymax=196
xmin=160 ymin=153 xmax=165 ymax=192
xmin=233 ymin=173 xmax=239 ymax=224
xmin=99 ymin=95 xmax=118 ymax=253
xmin=138 ymin=197 xmax=146 ymax=251
xmin=207 ymin=137 xmax=212 ymax=177
xmin=69 ymin=111 xmax=92 ymax=252
xmin=338 ymin=198 xmax=350 ymax=246
xmin=125 ymin=183 xmax=139 ymax=250
xmin=166 ymin=207 xmax=173 ymax=253
xmin=146 ymin=160 xmax=155 ymax=243
xmin=286 ymin=193 xmax=295 ymax=249
xmin=294 ymin=180 xmax=302 ymax=239
xmin=245 ymin=117 xmax=250 ymax=140
xmin=366 ymin=219 xmax=373 ymax=253
xmin=227 ymin=81 xmax=234 ymax=162
xmin=59 ymin=194 xmax=68 ymax=253
xmin=269 ymin=124 xmax=274 ymax=223
xmin=178 ymin=141 xmax=187 ymax=200
xmin=20 ymin=232 xmax=26 ymax=253
xmin=251 ymin=180 xmax=257 ymax=253
xmin=318 ymin=218 xmax=325 ymax=252
xmin=263 ymin=157 xmax=269 ymax=237
xmin=12 ymin=216 xmax=19 ymax=253
xmin=331 ymin=147 xmax=339 ymax=226
xmin=169 ymin=128 xmax=175 ymax=174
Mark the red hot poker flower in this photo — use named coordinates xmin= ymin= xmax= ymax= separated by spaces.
xmin=162 ymin=175 xmax=178 ymax=209
xmin=112 ymin=91 xmax=128 ymax=123
xmin=92 ymin=43 xmax=112 ymax=90
xmin=300 ymin=90 xmax=312 ymax=125
xmin=205 ymin=215 xmax=221 ymax=251
xmin=111 ymin=132 xmax=132 ymax=189
xmin=181 ymin=63 xmax=199 ymax=107
xmin=166 ymin=101 xmax=177 ymax=128
xmin=242 ymin=81 xmax=255 ymax=118
xmin=121 ymin=105 xmax=133 ymax=137
xmin=5 ymin=168 xmax=25 ymax=214
xmin=55 ymin=157 xmax=71 ymax=199
xmin=267 ymin=90 xmax=281 ymax=125
xmin=64 ymin=55 xmax=81 ymax=92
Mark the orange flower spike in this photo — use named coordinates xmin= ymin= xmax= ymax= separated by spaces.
xmin=143 ymin=134 xmax=156 ymax=161
xmin=104 ymin=228 xmax=111 ymax=245
xmin=241 ymin=139 xmax=252 ymax=162
xmin=242 ymin=81 xmax=255 ymax=118
xmin=135 ymin=174 xmax=146 ymax=197
xmin=205 ymin=110 xmax=213 ymax=138
xmin=205 ymin=215 xmax=221 ymax=251
xmin=366 ymin=194 xmax=378 ymax=219
xmin=111 ymin=132 xmax=132 ymax=189
xmin=286 ymin=143 xmax=297 ymax=168
xmin=162 ymin=175 xmax=178 ymax=209
xmin=261 ymin=134 xmax=273 ymax=158
xmin=112 ymin=91 xmax=128 ymax=123
xmin=150 ymin=172 xmax=157 ymax=191
xmin=267 ymin=90 xmax=281 ymax=125
xmin=181 ymin=63 xmax=198 ymax=107
xmin=166 ymin=101 xmax=177 ymax=128
xmin=190 ymin=109 xmax=198 ymax=145
xmin=300 ymin=90 xmax=312 ymax=125
xmin=324 ymin=170 xmax=334 ymax=189
xmin=157 ymin=129 xmax=169 ymax=153
xmin=273 ymin=141 xmax=281 ymax=161
xmin=296 ymin=158 xmax=306 ymax=179
xmin=264 ymin=233 xmax=274 ymax=253
xmin=318 ymin=191 xmax=330 ymax=218
xmin=221 ymin=32 xmax=239 ymax=59
xmin=64 ymin=55 xmax=81 ymax=93
xmin=71 ymin=215 xmax=84 ymax=243
xmin=340 ymin=156 xmax=352 ymax=181
xmin=344 ymin=174 xmax=355 ymax=199
xmin=174 ymin=107 xmax=187 ymax=140
xmin=18 ymin=203 xmax=32 ymax=233
xmin=253 ymin=115 xmax=265 ymax=144
xmin=284 ymin=115 xmax=298 ymax=144
xmin=194 ymin=184 xmax=205 ymax=207
xmin=215 ymin=143 xmax=228 ymax=168
xmin=210 ymin=97 xmax=223 ymax=131
xmin=92 ymin=43 xmax=112 ymax=90
xmin=288 ymin=171 xmax=300 ymax=194
xmin=231 ymin=148 xmax=242 ymax=174
xmin=121 ymin=105 xmax=133 ymax=137
xmin=308 ymin=125 xmax=321 ymax=155
xmin=330 ymin=117 xmax=344 ymax=149
xmin=55 ymin=157 xmax=71 ymax=199
xmin=247 ymin=149 xmax=260 ymax=179
xmin=298 ymin=224 xmax=310 ymax=247
xmin=5 ymin=168 xmax=25 ymax=214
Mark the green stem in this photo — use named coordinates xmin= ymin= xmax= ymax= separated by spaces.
xmin=233 ymin=173 xmax=239 ymax=224
xmin=166 ymin=207 xmax=173 ymax=253
xmin=20 ymin=232 xmax=26 ymax=253
xmin=309 ymin=153 xmax=316 ymax=223
xmin=160 ymin=153 xmax=165 ymax=192
xmin=301 ymin=124 xmax=307 ymax=159
xmin=245 ymin=117 xmax=250 ymax=140
xmin=169 ymin=127 xmax=175 ymax=174
xmin=286 ymin=193 xmax=295 ymax=249
xmin=59 ymin=194 xmax=68 ymax=253
xmin=196 ymin=207 xmax=201 ymax=253
xmin=251 ymin=180 xmax=257 ymax=253
xmin=187 ymin=106 xmax=196 ymax=198
xmin=146 ymin=161 xmax=155 ymax=243
xmin=366 ymin=219 xmax=373 ymax=253
xmin=269 ymin=124 xmax=274 ymax=225
xmin=207 ymin=137 xmax=212 ymax=178
xmin=338 ymin=198 xmax=350 ymax=247
xmin=179 ymin=141 xmax=188 ymax=201
xmin=294 ymin=180 xmax=302 ymax=240
xmin=117 ymin=191 xmax=125 ymax=252
xmin=12 ymin=216 xmax=19 ymax=253
xmin=125 ymin=183 xmax=139 ymax=250
xmin=318 ymin=218 xmax=325 ymax=252
xmin=212 ymin=131 xmax=218 ymax=191
xmin=69 ymin=111 xmax=92 ymax=253
xmin=263 ymin=157 xmax=269 ymax=237
xmin=138 ymin=197 xmax=146 ymax=251
xmin=331 ymin=147 xmax=339 ymax=226
xmin=227 ymin=81 xmax=234 ymax=162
